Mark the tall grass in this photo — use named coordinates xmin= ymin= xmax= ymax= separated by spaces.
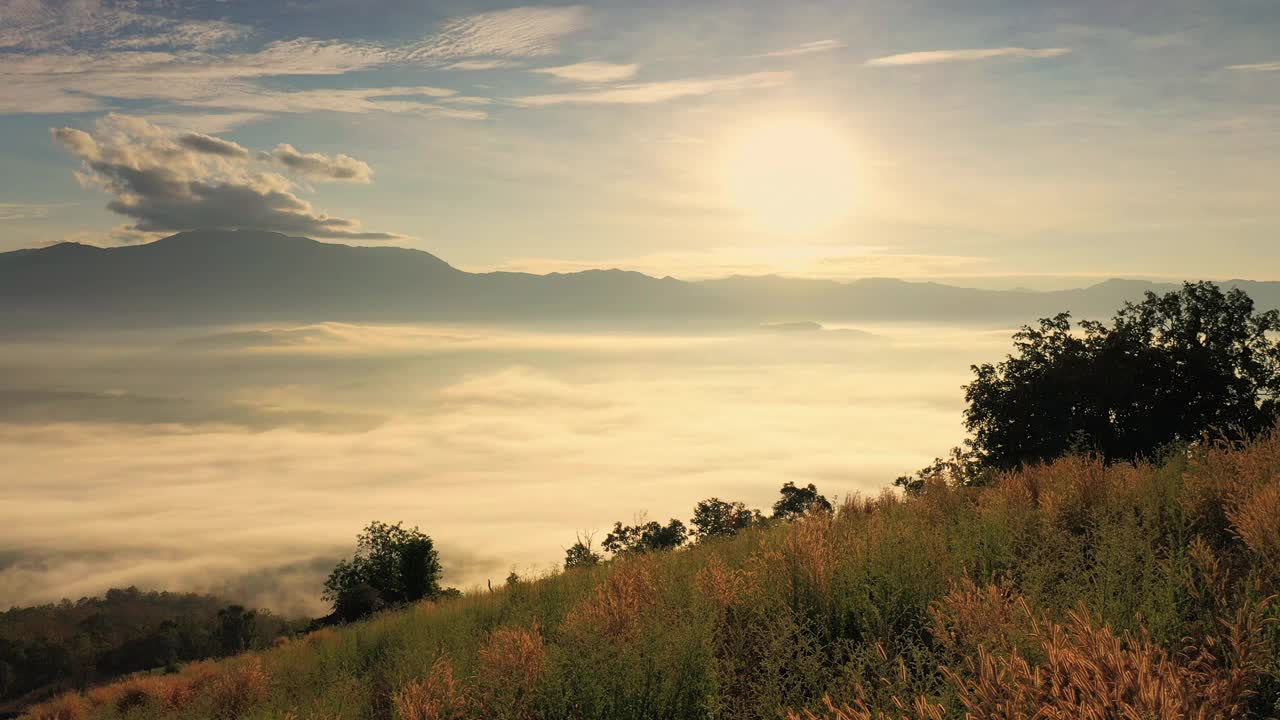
xmin=25 ymin=432 xmax=1280 ymax=720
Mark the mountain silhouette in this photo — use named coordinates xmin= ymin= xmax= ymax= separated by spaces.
xmin=3 ymin=229 xmax=1277 ymax=330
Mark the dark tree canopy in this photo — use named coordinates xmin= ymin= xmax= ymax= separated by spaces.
xmin=772 ymin=482 xmax=833 ymax=520
xmin=323 ymin=521 xmax=442 ymax=622
xmin=602 ymin=519 xmax=688 ymax=555
xmin=690 ymin=498 xmax=762 ymax=539
xmin=564 ymin=535 xmax=602 ymax=569
xmin=965 ymin=282 xmax=1280 ymax=471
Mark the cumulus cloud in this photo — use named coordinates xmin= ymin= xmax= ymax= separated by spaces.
xmin=512 ymin=71 xmax=790 ymax=106
xmin=178 ymin=132 xmax=249 ymax=158
xmin=407 ymin=5 xmax=589 ymax=61
xmin=51 ymin=115 xmax=401 ymax=241
xmin=751 ymin=39 xmax=845 ymax=58
xmin=532 ymin=60 xmax=638 ymax=83
xmin=866 ymin=47 xmax=1071 ymax=66
xmin=266 ymin=143 xmax=373 ymax=183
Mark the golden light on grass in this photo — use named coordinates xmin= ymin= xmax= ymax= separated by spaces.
xmin=722 ymin=114 xmax=858 ymax=234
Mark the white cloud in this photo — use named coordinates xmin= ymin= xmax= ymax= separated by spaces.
xmin=0 ymin=202 xmax=52 ymax=221
xmin=267 ymin=143 xmax=373 ymax=183
xmin=866 ymin=47 xmax=1071 ymax=66
xmin=751 ymin=39 xmax=844 ymax=58
xmin=512 ymin=71 xmax=790 ymax=106
xmin=445 ymin=59 xmax=523 ymax=71
xmin=532 ymin=60 xmax=638 ymax=83
xmin=1227 ymin=61 xmax=1280 ymax=72
xmin=406 ymin=5 xmax=589 ymax=61
xmin=0 ymin=323 xmax=987 ymax=610
xmin=51 ymin=114 xmax=402 ymax=241
xmin=142 ymin=112 xmax=273 ymax=134
xmin=0 ymin=0 xmax=248 ymax=51
xmin=104 ymin=19 xmax=250 ymax=51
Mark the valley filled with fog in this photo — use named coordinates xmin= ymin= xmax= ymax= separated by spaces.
xmin=0 ymin=322 xmax=1011 ymax=615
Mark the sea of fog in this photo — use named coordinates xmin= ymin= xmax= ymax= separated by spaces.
xmin=0 ymin=322 xmax=1014 ymax=615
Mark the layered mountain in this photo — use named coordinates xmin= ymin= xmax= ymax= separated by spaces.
xmin=2 ymin=229 xmax=1276 ymax=330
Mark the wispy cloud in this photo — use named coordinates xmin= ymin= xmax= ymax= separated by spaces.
xmin=532 ymin=61 xmax=638 ymax=83
xmin=866 ymin=47 xmax=1071 ymax=66
xmin=0 ymin=0 xmax=249 ymax=51
xmin=1227 ymin=61 xmax=1280 ymax=72
xmin=751 ymin=39 xmax=844 ymax=58
xmin=0 ymin=203 xmax=52 ymax=221
xmin=512 ymin=71 xmax=790 ymax=106
xmin=445 ymin=59 xmax=523 ymax=71
xmin=51 ymin=115 xmax=401 ymax=241
xmin=406 ymin=5 xmax=589 ymax=61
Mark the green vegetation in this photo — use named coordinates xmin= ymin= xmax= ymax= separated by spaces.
xmin=22 ymin=280 xmax=1280 ymax=719
xmin=25 ymin=433 xmax=1280 ymax=719
xmin=323 ymin=522 xmax=444 ymax=624
xmin=0 ymin=588 xmax=295 ymax=716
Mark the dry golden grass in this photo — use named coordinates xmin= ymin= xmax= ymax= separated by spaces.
xmin=473 ymin=626 xmax=547 ymax=719
xmin=941 ymin=595 xmax=1273 ymax=720
xmin=24 ymin=692 xmax=90 ymax=720
xmin=205 ymin=657 xmax=270 ymax=719
xmin=393 ymin=655 xmax=469 ymax=720
xmin=562 ymin=555 xmax=659 ymax=640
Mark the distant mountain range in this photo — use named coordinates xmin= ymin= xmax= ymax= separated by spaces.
xmin=3 ymin=229 xmax=1277 ymax=331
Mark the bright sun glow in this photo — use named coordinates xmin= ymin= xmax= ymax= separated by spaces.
xmin=723 ymin=115 xmax=858 ymax=234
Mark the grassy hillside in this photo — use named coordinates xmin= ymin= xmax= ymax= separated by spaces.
xmin=26 ymin=434 xmax=1280 ymax=720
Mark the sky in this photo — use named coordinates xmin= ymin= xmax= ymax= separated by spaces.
xmin=1 ymin=0 xmax=1279 ymax=286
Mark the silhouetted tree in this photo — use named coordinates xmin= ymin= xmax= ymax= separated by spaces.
xmin=690 ymin=498 xmax=762 ymax=539
xmin=964 ymin=282 xmax=1280 ymax=471
xmin=323 ymin=521 xmax=442 ymax=621
xmin=564 ymin=535 xmax=602 ymax=569
xmin=772 ymin=482 xmax=832 ymax=520
xmin=216 ymin=605 xmax=257 ymax=655
xmin=603 ymin=519 xmax=688 ymax=555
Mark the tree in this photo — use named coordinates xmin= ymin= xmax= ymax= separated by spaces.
xmin=564 ymin=535 xmax=602 ymax=569
xmin=690 ymin=498 xmax=761 ymax=539
xmin=602 ymin=519 xmax=688 ymax=555
xmin=964 ymin=282 xmax=1280 ymax=471
xmin=772 ymin=482 xmax=832 ymax=520
xmin=322 ymin=521 xmax=442 ymax=621
xmin=216 ymin=605 xmax=257 ymax=655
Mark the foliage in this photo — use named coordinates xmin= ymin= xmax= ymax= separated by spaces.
xmin=965 ymin=281 xmax=1280 ymax=471
xmin=0 ymin=588 xmax=292 ymax=715
xmin=27 ymin=430 xmax=1280 ymax=720
xmin=323 ymin=521 xmax=442 ymax=622
xmin=563 ymin=536 xmax=602 ymax=570
xmin=690 ymin=498 xmax=762 ymax=539
xmin=602 ymin=518 xmax=688 ymax=555
xmin=772 ymin=482 xmax=833 ymax=519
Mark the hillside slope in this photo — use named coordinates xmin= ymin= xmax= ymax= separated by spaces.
xmin=25 ymin=432 xmax=1280 ymax=720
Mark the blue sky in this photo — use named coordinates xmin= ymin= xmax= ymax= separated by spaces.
xmin=1 ymin=0 xmax=1278 ymax=286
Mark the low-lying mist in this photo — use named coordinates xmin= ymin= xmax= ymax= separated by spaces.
xmin=0 ymin=322 xmax=1011 ymax=616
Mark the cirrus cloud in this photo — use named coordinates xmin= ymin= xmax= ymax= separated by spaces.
xmin=512 ymin=71 xmax=791 ymax=106
xmin=532 ymin=61 xmax=638 ymax=83
xmin=866 ymin=47 xmax=1071 ymax=66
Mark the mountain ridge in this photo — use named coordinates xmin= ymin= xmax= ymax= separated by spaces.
xmin=3 ymin=229 xmax=1277 ymax=330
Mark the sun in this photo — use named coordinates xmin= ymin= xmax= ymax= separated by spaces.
xmin=722 ymin=115 xmax=858 ymax=234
